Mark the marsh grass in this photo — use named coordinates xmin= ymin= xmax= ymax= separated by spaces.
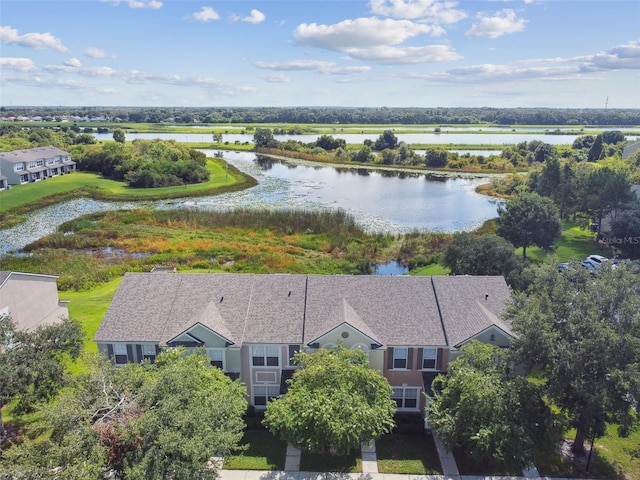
xmin=4 ymin=209 xmax=398 ymax=290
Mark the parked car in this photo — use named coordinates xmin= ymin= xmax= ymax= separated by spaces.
xmin=584 ymin=254 xmax=609 ymax=269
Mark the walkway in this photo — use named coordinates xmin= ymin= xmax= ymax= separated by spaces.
xmin=217 ymin=433 xmax=601 ymax=480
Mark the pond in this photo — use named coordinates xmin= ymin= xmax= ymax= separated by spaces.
xmin=0 ymin=151 xmax=502 ymax=254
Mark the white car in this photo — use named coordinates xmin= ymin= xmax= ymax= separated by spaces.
xmin=584 ymin=254 xmax=609 ymax=269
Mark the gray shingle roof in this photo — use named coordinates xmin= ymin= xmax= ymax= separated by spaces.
xmin=431 ymin=275 xmax=513 ymax=347
xmin=0 ymin=146 xmax=70 ymax=164
xmin=304 ymin=275 xmax=446 ymax=346
xmin=94 ymin=273 xmax=512 ymax=349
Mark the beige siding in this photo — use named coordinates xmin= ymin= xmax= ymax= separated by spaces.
xmin=0 ymin=273 xmax=68 ymax=330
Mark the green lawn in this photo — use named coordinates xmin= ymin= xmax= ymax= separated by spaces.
xmin=0 ymin=158 xmax=250 ymax=215
xmin=223 ymin=429 xmax=287 ymax=471
xmin=411 ymin=263 xmax=450 ymax=276
xmin=300 ymin=450 xmax=361 ymax=472
xmin=376 ymin=432 xmax=443 ymax=474
xmin=520 ymin=221 xmax=611 ymax=263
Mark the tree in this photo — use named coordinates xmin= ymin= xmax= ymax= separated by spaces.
xmin=263 ymin=345 xmax=396 ymax=455
xmin=0 ymin=349 xmax=248 ymax=479
xmin=112 ymin=128 xmax=126 ymax=144
xmin=575 ymin=166 xmax=633 ymax=236
xmin=253 ymin=128 xmax=278 ymax=148
xmin=608 ymin=199 xmax=640 ymax=258
xmin=588 ymin=134 xmax=603 ymax=161
xmin=506 ymin=263 xmax=640 ymax=454
xmin=496 ymin=192 xmax=562 ymax=259
xmin=427 ymin=341 xmax=556 ymax=472
xmin=442 ymin=232 xmax=520 ymax=277
xmin=373 ymin=130 xmax=398 ymax=151
xmin=0 ymin=317 xmax=83 ymax=439
xmin=212 ymin=132 xmax=223 ymax=144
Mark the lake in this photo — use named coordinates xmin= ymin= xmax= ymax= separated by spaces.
xmin=92 ymin=131 xmax=638 ymax=146
xmin=0 ymin=150 xmax=502 ymax=254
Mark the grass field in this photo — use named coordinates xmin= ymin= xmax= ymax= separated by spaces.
xmin=376 ymin=431 xmax=443 ymax=474
xmin=0 ymin=158 xmax=254 ymax=223
xmin=223 ymin=429 xmax=287 ymax=471
xmin=520 ymin=221 xmax=610 ymax=263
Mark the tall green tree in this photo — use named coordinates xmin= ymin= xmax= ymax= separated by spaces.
xmin=442 ymin=232 xmax=520 ymax=277
xmin=506 ymin=263 xmax=640 ymax=454
xmin=427 ymin=341 xmax=556 ymax=472
xmin=496 ymin=192 xmax=562 ymax=259
xmin=253 ymin=128 xmax=278 ymax=148
xmin=575 ymin=166 xmax=633 ymax=236
xmin=587 ymin=134 xmax=603 ymax=161
xmin=112 ymin=128 xmax=126 ymax=144
xmin=373 ymin=130 xmax=399 ymax=151
xmin=263 ymin=345 xmax=396 ymax=455
xmin=0 ymin=349 xmax=247 ymax=479
xmin=0 ymin=317 xmax=83 ymax=439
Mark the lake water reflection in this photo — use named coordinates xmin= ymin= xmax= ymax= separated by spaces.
xmin=0 ymin=150 xmax=502 ymax=254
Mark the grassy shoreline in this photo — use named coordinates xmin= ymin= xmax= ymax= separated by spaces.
xmin=0 ymin=158 xmax=256 ymax=228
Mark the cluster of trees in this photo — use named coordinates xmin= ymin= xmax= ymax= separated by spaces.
xmin=4 ymin=106 xmax=640 ymax=126
xmin=1 ymin=345 xmax=247 ymax=479
xmin=0 ymin=124 xmax=97 ymax=151
xmin=76 ymin=139 xmax=210 ymax=187
xmin=430 ymin=262 xmax=640 ymax=471
xmin=254 ymin=127 xmax=635 ymax=173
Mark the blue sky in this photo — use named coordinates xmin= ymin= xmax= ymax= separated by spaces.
xmin=1 ymin=0 xmax=639 ymax=108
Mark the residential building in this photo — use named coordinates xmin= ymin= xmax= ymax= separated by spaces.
xmin=0 ymin=146 xmax=76 ymax=186
xmin=94 ymin=273 xmax=513 ymax=411
xmin=0 ymin=271 xmax=69 ymax=331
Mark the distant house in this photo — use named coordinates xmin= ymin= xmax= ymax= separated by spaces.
xmin=95 ymin=273 xmax=513 ymax=411
xmin=623 ymin=141 xmax=640 ymax=159
xmin=0 ymin=271 xmax=69 ymax=331
xmin=0 ymin=146 xmax=76 ymax=186
xmin=0 ymin=174 xmax=7 ymax=191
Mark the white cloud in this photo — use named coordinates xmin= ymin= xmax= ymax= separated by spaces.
xmin=294 ymin=17 xmax=440 ymax=51
xmin=261 ymin=73 xmax=291 ymax=83
xmin=0 ymin=25 xmax=68 ymax=52
xmin=465 ymin=9 xmax=526 ymax=38
xmin=85 ymin=47 xmax=111 ymax=59
xmin=347 ymin=44 xmax=461 ymax=64
xmin=191 ymin=6 xmax=220 ymax=22
xmin=0 ymin=57 xmax=37 ymax=72
xmin=577 ymin=40 xmax=640 ymax=71
xmin=254 ymin=59 xmax=337 ymax=71
xmin=102 ymin=0 xmax=163 ymax=9
xmin=64 ymin=57 xmax=82 ymax=68
xmin=243 ymin=9 xmax=266 ymax=24
xmin=368 ymin=0 xmax=467 ymax=24
xmin=254 ymin=59 xmax=372 ymax=75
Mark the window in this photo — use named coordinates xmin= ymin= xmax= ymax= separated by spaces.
xmin=422 ymin=348 xmax=437 ymax=370
xmin=393 ymin=347 xmax=408 ymax=369
xmin=288 ymin=345 xmax=300 ymax=366
xmin=253 ymin=386 xmax=279 ymax=407
xmin=206 ymin=348 xmax=224 ymax=369
xmin=392 ymin=387 xmax=419 ymax=410
xmin=36 ymin=160 xmax=44 ymax=166
xmin=252 ymin=345 xmax=279 ymax=367
xmin=28 ymin=162 xmax=36 ymax=168
xmin=142 ymin=344 xmax=157 ymax=363
xmin=113 ymin=343 xmax=128 ymax=365
xmin=15 ymin=164 xmax=24 ymax=171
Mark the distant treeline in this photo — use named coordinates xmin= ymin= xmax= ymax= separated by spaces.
xmin=2 ymin=106 xmax=640 ymax=126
